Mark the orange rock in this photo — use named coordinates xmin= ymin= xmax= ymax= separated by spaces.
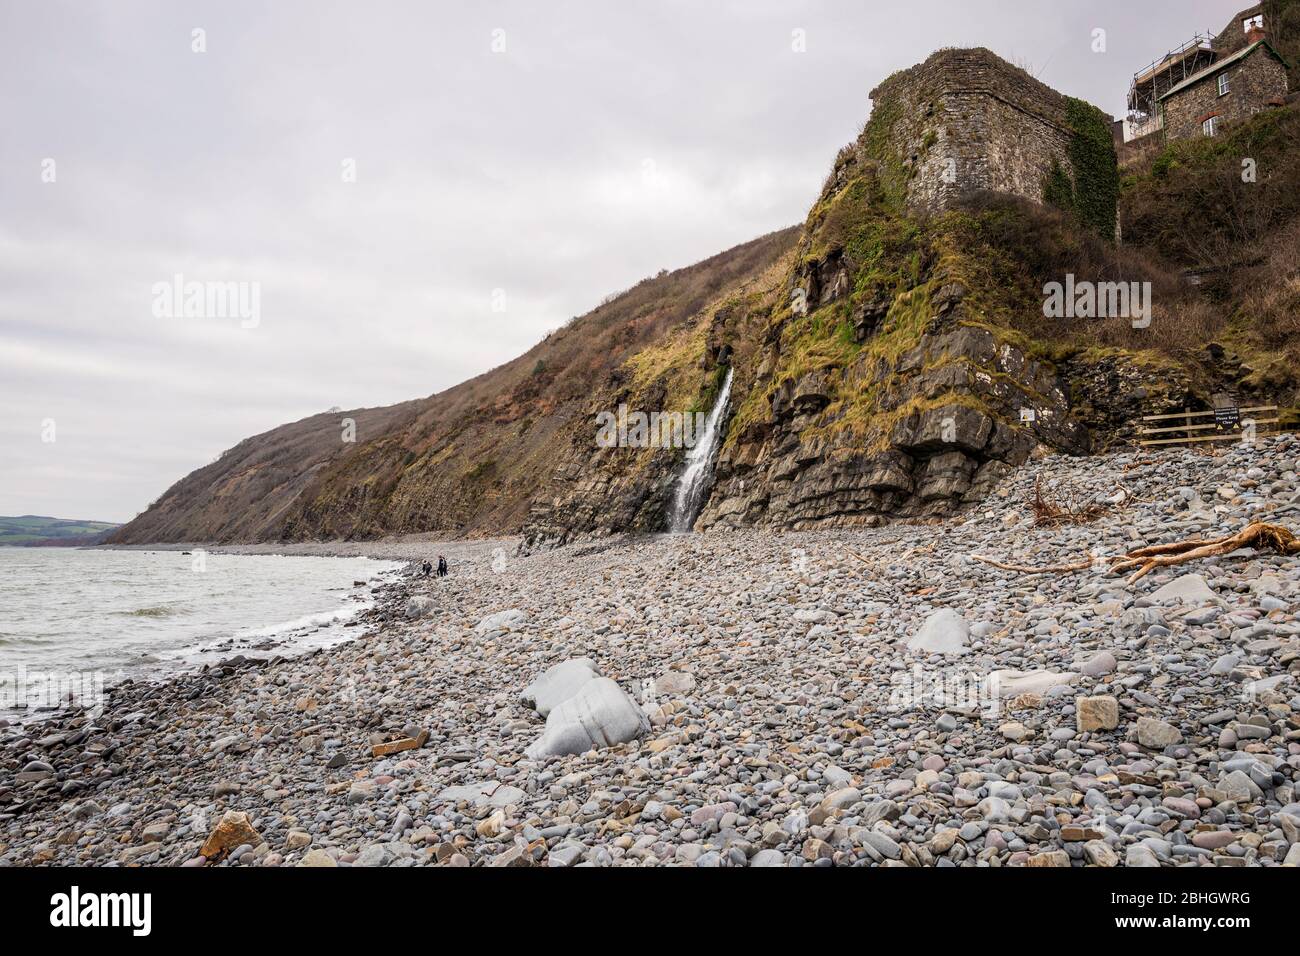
xmin=371 ymin=729 xmax=429 ymax=758
xmin=199 ymin=810 xmax=262 ymax=861
xmin=1025 ymin=850 xmax=1071 ymax=867
xmin=1061 ymin=825 xmax=1104 ymax=842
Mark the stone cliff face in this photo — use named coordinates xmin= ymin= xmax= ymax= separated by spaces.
xmin=521 ymin=254 xmax=791 ymax=549
xmin=694 ymin=219 xmax=1097 ymax=533
xmin=698 ymin=321 xmax=1081 ymax=532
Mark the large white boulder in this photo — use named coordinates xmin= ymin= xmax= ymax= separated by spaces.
xmin=475 ymin=608 xmax=527 ymax=634
xmin=525 ymin=678 xmax=650 ymax=759
xmin=907 ymin=609 xmax=970 ymax=656
xmin=521 ymin=658 xmax=600 ymax=717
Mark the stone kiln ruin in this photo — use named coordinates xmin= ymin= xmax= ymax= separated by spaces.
xmin=867 ymin=48 xmax=1085 ymax=213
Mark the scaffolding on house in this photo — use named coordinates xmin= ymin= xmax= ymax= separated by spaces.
xmin=1126 ymin=33 xmax=1218 ymax=141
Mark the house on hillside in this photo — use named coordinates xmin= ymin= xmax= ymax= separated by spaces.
xmin=1124 ymin=4 xmax=1291 ymax=143
xmin=1159 ymin=38 xmax=1290 ymax=140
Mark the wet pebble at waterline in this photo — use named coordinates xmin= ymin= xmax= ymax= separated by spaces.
xmin=2 ymin=436 xmax=1300 ymax=867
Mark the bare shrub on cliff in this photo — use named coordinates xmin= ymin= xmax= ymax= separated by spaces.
xmin=1028 ymin=476 xmax=1110 ymax=528
xmin=955 ymin=193 xmax=1221 ymax=357
xmin=1121 ymin=106 xmax=1300 ymax=270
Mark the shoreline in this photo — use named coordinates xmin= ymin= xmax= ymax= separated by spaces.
xmin=3 ymin=441 xmax=1299 ymax=867
xmin=3 ymin=541 xmax=513 ymax=733
xmin=94 ymin=536 xmax=519 ymax=564
xmin=0 ymin=552 xmax=415 ymax=731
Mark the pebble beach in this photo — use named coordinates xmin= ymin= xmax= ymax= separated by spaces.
xmin=3 ymin=438 xmax=1300 ymax=868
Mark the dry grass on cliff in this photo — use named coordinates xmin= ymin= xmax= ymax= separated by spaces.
xmin=1121 ymin=105 xmax=1300 ymax=274
xmin=1112 ymin=106 xmax=1300 ymax=410
xmin=1224 ymin=220 xmax=1300 ymax=401
xmin=954 ymin=193 xmax=1225 ymax=361
xmin=1235 ymin=220 xmax=1300 ymax=347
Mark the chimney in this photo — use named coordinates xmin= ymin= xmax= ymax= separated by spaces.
xmin=1246 ymin=25 xmax=1267 ymax=44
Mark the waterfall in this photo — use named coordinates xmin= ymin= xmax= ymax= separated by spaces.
xmin=669 ymin=367 xmax=734 ymax=533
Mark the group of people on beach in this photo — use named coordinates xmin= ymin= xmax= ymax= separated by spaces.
xmin=420 ymin=555 xmax=448 ymax=578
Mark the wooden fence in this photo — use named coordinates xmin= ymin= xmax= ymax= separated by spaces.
xmin=1137 ymin=405 xmax=1279 ymax=448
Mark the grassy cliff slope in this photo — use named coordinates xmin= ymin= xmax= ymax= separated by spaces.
xmin=108 ymin=229 xmax=798 ymax=544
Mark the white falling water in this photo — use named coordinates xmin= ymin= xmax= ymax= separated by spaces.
xmin=669 ymin=367 xmax=734 ymax=533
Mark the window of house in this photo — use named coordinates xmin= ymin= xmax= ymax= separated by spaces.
xmin=1244 ymin=14 xmax=1264 ymax=32
xmin=1203 ymin=115 xmax=1220 ymax=137
xmin=1218 ymin=73 xmax=1231 ymax=96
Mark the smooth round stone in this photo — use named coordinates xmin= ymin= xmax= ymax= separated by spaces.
xmin=1191 ymin=830 xmax=1239 ymax=850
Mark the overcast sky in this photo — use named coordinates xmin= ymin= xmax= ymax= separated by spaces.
xmin=0 ymin=0 xmax=1238 ymax=522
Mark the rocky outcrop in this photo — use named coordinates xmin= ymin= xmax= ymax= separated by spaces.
xmin=520 ymin=49 xmax=1179 ymax=545
xmin=521 ymin=291 xmax=777 ymax=548
xmin=520 ymin=441 xmax=684 ymax=549
xmin=697 ymin=286 xmax=1089 ymax=531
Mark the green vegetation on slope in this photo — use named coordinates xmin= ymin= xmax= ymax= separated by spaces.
xmin=0 ymin=516 xmax=120 ymax=546
xmin=1042 ymin=97 xmax=1120 ymax=240
xmin=729 ymin=134 xmax=1242 ymax=457
xmin=1122 ymin=105 xmax=1300 ymax=410
xmin=1123 ymin=106 xmax=1300 ymax=270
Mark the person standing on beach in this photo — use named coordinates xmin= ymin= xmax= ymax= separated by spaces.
xmin=437 ymin=555 xmax=448 ymax=577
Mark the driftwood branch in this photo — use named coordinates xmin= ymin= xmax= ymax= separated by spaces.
xmin=1108 ymin=521 xmax=1300 ymax=583
xmin=969 ymin=522 xmax=1300 ymax=584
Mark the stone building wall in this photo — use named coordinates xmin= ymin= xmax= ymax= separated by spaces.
xmin=1216 ymin=4 xmax=1265 ymax=56
xmin=1162 ymin=47 xmax=1289 ymax=140
xmin=867 ymin=48 xmax=1079 ymax=212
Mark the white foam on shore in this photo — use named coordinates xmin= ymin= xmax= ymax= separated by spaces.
xmin=233 ymin=601 xmax=367 ymax=639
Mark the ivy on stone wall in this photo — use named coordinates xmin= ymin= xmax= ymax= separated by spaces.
xmin=1042 ymin=97 xmax=1120 ymax=240
xmin=1042 ymin=160 xmax=1075 ymax=213
xmin=859 ymin=93 xmax=908 ymax=208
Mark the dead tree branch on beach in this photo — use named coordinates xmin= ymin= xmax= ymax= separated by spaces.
xmin=970 ymin=522 xmax=1300 ymax=583
xmin=1109 ymin=521 xmax=1300 ymax=583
